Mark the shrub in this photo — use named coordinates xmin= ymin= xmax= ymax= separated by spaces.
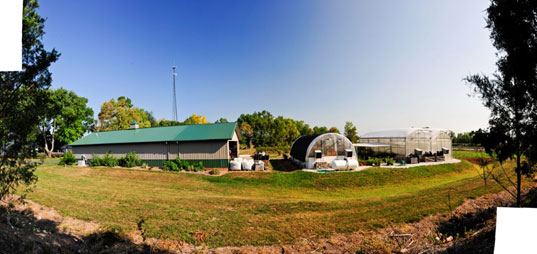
xmin=90 ymin=153 xmax=103 ymax=166
xmin=102 ymin=152 xmax=119 ymax=167
xmin=196 ymin=161 xmax=205 ymax=171
xmin=163 ymin=161 xmax=179 ymax=171
xmin=182 ymin=161 xmax=190 ymax=171
xmin=119 ymin=151 xmax=142 ymax=168
xmin=142 ymin=163 xmax=148 ymax=169
xmin=209 ymin=169 xmax=220 ymax=175
xmin=176 ymin=155 xmax=187 ymax=170
xmin=38 ymin=153 xmax=46 ymax=163
xmin=59 ymin=151 xmax=77 ymax=165
xmin=192 ymin=162 xmax=205 ymax=172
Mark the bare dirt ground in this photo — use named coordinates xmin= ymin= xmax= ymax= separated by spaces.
xmin=0 ymin=196 xmax=168 ymax=253
xmin=1 ymin=184 xmax=534 ymax=254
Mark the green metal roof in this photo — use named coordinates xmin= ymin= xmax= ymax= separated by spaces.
xmin=70 ymin=122 xmax=238 ymax=146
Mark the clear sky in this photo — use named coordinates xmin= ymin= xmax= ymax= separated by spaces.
xmin=39 ymin=0 xmax=496 ymax=134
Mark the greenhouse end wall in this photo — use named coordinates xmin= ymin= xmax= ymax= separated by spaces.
xmin=359 ymin=129 xmax=453 ymax=161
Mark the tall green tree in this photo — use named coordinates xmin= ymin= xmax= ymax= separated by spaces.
xmin=294 ymin=120 xmax=313 ymax=136
xmin=312 ymin=126 xmax=329 ymax=135
xmin=237 ymin=110 xmax=334 ymax=148
xmin=466 ymin=0 xmax=537 ymax=206
xmin=344 ymin=121 xmax=358 ymax=143
xmin=215 ymin=118 xmax=229 ymax=123
xmin=453 ymin=132 xmax=474 ymax=146
xmin=96 ymin=97 xmax=151 ymax=131
xmin=39 ymin=88 xmax=93 ymax=157
xmin=0 ymin=0 xmax=60 ymax=199
xmin=145 ymin=110 xmax=157 ymax=127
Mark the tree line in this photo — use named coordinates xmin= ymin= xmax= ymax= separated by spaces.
xmin=237 ymin=110 xmax=358 ymax=148
xmin=30 ymin=87 xmax=362 ymax=157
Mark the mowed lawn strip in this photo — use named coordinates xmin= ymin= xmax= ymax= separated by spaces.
xmin=27 ymin=160 xmax=508 ymax=247
xmin=453 ymin=150 xmax=492 ymax=158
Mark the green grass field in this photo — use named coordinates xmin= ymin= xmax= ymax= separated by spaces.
xmin=26 ymin=160 xmax=507 ymax=247
xmin=453 ymin=150 xmax=491 ymax=158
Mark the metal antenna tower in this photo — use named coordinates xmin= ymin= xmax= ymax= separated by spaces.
xmin=172 ymin=65 xmax=178 ymax=121
xmin=172 ymin=66 xmax=178 ymax=121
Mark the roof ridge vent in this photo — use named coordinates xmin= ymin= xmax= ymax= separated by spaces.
xmin=130 ymin=120 xmax=139 ymax=129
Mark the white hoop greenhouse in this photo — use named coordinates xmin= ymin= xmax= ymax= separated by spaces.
xmin=359 ymin=128 xmax=452 ymax=161
xmin=290 ymin=133 xmax=359 ymax=170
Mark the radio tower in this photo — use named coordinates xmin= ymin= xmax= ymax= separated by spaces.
xmin=172 ymin=65 xmax=178 ymax=121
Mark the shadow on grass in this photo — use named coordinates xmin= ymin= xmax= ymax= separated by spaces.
xmin=269 ymin=159 xmax=300 ymax=172
xmin=0 ymin=205 xmax=170 ymax=254
xmin=437 ymin=187 xmax=537 ymax=254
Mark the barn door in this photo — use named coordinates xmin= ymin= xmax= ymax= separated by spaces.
xmin=228 ymin=141 xmax=238 ymax=159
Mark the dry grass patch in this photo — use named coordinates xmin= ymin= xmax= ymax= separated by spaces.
xmin=24 ymin=159 xmax=518 ymax=247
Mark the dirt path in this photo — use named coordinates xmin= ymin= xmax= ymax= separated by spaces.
xmin=1 ymin=184 xmax=533 ymax=254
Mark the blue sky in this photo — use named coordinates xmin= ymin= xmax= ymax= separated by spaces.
xmin=39 ymin=0 xmax=495 ymax=134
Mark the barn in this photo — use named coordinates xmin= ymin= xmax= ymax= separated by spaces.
xmin=358 ymin=128 xmax=452 ymax=161
xmin=290 ymin=133 xmax=359 ymax=170
xmin=69 ymin=122 xmax=240 ymax=168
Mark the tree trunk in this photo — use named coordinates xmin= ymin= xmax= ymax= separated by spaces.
xmin=42 ymin=122 xmax=51 ymax=158
xmin=42 ymin=120 xmax=56 ymax=158
xmin=50 ymin=120 xmax=56 ymax=157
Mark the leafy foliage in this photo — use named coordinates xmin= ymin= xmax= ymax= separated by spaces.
xmin=59 ymin=151 xmax=77 ymax=165
xmin=119 ymin=151 xmax=142 ymax=168
xmin=328 ymin=127 xmax=340 ymax=134
xmin=0 ymin=0 xmax=59 ymax=200
xmin=163 ymin=161 xmax=179 ymax=171
xmin=344 ymin=121 xmax=358 ymax=143
xmin=165 ymin=156 xmax=205 ymax=172
xmin=95 ymin=96 xmax=151 ymax=131
xmin=215 ymin=118 xmax=229 ymax=123
xmin=101 ymin=152 xmax=118 ymax=167
xmin=156 ymin=114 xmax=211 ymax=127
xmin=183 ymin=114 xmax=210 ymax=125
xmin=38 ymin=88 xmax=93 ymax=157
xmin=89 ymin=153 xmax=104 ymax=167
xmin=465 ymin=0 xmax=537 ymax=206
xmin=237 ymin=110 xmax=332 ymax=148
xmin=452 ymin=132 xmax=475 ymax=146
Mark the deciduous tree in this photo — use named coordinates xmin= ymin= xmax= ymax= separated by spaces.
xmin=215 ymin=118 xmax=229 ymax=123
xmin=344 ymin=121 xmax=358 ymax=143
xmin=183 ymin=114 xmax=210 ymax=125
xmin=39 ymin=88 xmax=93 ymax=157
xmin=96 ymin=97 xmax=151 ymax=131
xmin=329 ymin=127 xmax=340 ymax=134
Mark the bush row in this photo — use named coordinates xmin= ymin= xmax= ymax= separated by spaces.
xmin=163 ymin=156 xmax=206 ymax=172
xmin=90 ymin=151 xmax=142 ymax=168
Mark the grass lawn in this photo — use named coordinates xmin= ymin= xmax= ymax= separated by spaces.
xmin=453 ymin=150 xmax=491 ymax=158
xmin=26 ymin=160 xmax=509 ymax=247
